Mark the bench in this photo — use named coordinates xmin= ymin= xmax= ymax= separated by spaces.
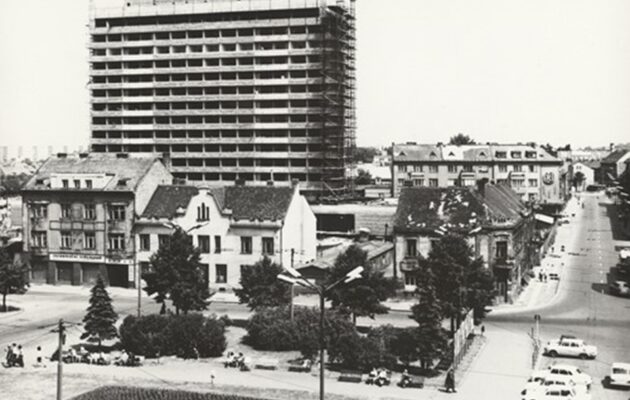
xmin=398 ymin=376 xmax=425 ymax=389
xmin=338 ymin=371 xmax=363 ymax=383
xmin=254 ymin=358 xmax=279 ymax=370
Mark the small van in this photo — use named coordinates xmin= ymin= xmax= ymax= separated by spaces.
xmin=609 ymin=362 xmax=630 ymax=388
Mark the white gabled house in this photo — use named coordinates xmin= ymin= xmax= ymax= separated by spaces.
xmin=135 ymin=183 xmax=316 ymax=290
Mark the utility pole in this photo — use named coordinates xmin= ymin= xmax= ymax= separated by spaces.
xmin=290 ymin=248 xmax=295 ymax=321
xmin=57 ymin=319 xmax=65 ymax=400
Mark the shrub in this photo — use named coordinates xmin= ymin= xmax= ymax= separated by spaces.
xmin=328 ymin=329 xmax=397 ymax=371
xmin=119 ymin=313 xmax=226 ymax=359
xmin=244 ymin=306 xmax=354 ymax=359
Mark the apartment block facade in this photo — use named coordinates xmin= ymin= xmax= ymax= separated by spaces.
xmin=21 ymin=153 xmax=172 ymax=287
xmin=391 ymin=143 xmax=565 ymax=205
xmin=88 ymin=0 xmax=356 ymax=196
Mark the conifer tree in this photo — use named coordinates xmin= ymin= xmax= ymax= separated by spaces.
xmin=81 ymin=275 xmax=118 ymax=348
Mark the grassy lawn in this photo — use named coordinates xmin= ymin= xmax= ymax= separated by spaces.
xmin=71 ymin=386 xmax=265 ymax=400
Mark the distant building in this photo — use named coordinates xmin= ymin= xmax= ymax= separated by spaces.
xmin=393 ymin=183 xmax=536 ymax=303
xmin=572 ymin=161 xmax=598 ymax=191
xmin=21 ymin=153 xmax=172 ymax=287
xmin=310 ymin=203 xmax=397 ymax=238
xmin=600 ymin=150 xmax=630 ymax=186
xmin=391 ymin=143 xmax=565 ymax=206
xmin=135 ymin=183 xmax=316 ymax=290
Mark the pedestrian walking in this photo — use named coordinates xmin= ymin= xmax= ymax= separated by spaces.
xmin=210 ymin=370 xmax=216 ymax=386
xmin=444 ymin=368 xmax=456 ymax=393
xmin=34 ymin=346 xmax=45 ymax=367
xmin=480 ymin=325 xmax=485 ymax=337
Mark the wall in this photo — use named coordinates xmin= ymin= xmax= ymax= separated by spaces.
xmin=281 ymin=189 xmax=317 ymax=268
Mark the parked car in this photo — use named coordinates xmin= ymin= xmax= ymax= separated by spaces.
xmin=608 ymin=362 xmax=630 ymax=388
xmin=537 ymin=385 xmax=578 ymax=399
xmin=535 ymin=364 xmax=592 ymax=390
xmin=609 ymin=281 xmax=630 ymax=297
xmin=521 ymin=376 xmax=576 ymax=399
xmin=544 ymin=337 xmax=597 ymax=359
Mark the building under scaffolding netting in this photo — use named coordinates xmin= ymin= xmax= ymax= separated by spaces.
xmin=89 ymin=0 xmax=356 ymax=199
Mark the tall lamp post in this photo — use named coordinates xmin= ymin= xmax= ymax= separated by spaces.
xmin=277 ymin=265 xmax=364 ymax=400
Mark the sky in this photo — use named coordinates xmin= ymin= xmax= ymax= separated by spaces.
xmin=1 ymin=0 xmax=629 ymax=150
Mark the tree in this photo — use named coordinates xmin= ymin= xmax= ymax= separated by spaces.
xmin=352 ymin=147 xmax=379 ymax=163
xmin=326 ymin=244 xmax=398 ymax=324
xmin=234 ymin=256 xmax=291 ymax=310
xmin=572 ymin=171 xmax=586 ymax=190
xmin=0 ymin=247 xmax=29 ymax=312
xmin=390 ymin=327 xmax=421 ymax=366
xmin=355 ymin=169 xmax=373 ymax=185
xmin=81 ymin=275 xmax=118 ymax=348
xmin=0 ymin=173 xmax=31 ymax=195
xmin=449 ymin=133 xmax=475 ymax=145
xmin=410 ymin=262 xmax=447 ymax=369
xmin=143 ymin=227 xmax=210 ymax=314
xmin=464 ymin=258 xmax=495 ymax=321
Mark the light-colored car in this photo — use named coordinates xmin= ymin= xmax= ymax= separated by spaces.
xmin=521 ymin=376 xmax=576 ymax=400
xmin=609 ymin=362 xmax=630 ymax=388
xmin=544 ymin=338 xmax=597 ymax=359
xmin=609 ymin=281 xmax=630 ymax=297
xmin=536 ymin=364 xmax=592 ymax=390
xmin=538 ymin=385 xmax=577 ymax=399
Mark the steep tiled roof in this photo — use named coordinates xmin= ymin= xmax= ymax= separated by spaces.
xmin=601 ymin=150 xmax=630 ymax=164
xmin=141 ymin=184 xmax=295 ymax=221
xmin=394 ymin=184 xmax=527 ymax=233
xmin=224 ymin=186 xmax=294 ymax=221
xmin=23 ymin=153 xmax=159 ymax=191
xmin=142 ymin=185 xmax=199 ymax=219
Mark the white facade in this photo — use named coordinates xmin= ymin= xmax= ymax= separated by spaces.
xmin=135 ymin=186 xmax=316 ymax=290
xmin=572 ymin=162 xmax=595 ymax=191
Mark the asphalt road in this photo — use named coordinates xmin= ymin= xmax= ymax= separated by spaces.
xmin=487 ymin=192 xmax=630 ymax=400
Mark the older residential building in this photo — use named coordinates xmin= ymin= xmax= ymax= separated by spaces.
xmin=600 ymin=150 xmax=630 ymax=186
xmin=135 ymin=183 xmax=316 ymax=290
xmin=391 ymin=143 xmax=564 ymax=206
xmin=21 ymin=153 xmax=172 ymax=287
xmin=393 ymin=183 xmax=536 ymax=303
xmin=88 ymin=0 xmax=356 ymax=196
xmin=572 ymin=161 xmax=598 ymax=191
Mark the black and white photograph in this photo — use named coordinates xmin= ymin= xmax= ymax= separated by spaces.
xmin=1 ymin=0 xmax=630 ymax=399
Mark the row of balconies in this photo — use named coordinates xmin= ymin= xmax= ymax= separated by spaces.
xmin=91 ymin=62 xmax=323 ymax=76
xmin=91 ymin=93 xmax=324 ymax=103
xmin=90 ymin=47 xmax=325 ymax=62
xmin=90 ymin=136 xmax=324 ymax=144
xmin=90 ymin=107 xmax=326 ymax=117
xmin=91 ymin=122 xmax=334 ymax=130
xmin=90 ymin=77 xmax=324 ymax=88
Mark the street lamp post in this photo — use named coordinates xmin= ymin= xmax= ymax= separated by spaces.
xmin=277 ymin=265 xmax=364 ymax=400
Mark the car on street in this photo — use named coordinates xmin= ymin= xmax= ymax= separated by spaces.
xmin=535 ymin=364 xmax=592 ymax=390
xmin=521 ymin=376 xmax=577 ymax=399
xmin=608 ymin=362 xmax=630 ymax=388
xmin=609 ymin=281 xmax=630 ymax=297
xmin=544 ymin=337 xmax=597 ymax=359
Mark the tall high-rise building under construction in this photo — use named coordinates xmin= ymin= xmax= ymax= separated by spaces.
xmin=89 ymin=0 xmax=356 ymax=196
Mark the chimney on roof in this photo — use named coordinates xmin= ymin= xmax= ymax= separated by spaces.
xmin=57 ymin=153 xmax=67 ymax=158
xmin=79 ymin=153 xmax=89 ymax=158
xmin=116 ymin=153 xmax=129 ymax=159
xmin=476 ymin=178 xmax=488 ymax=197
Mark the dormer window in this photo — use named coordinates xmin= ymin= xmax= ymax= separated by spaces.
xmin=197 ymin=202 xmax=210 ymax=221
xmin=35 ymin=179 xmax=45 ymax=185
xmin=525 ymin=151 xmax=537 ymax=159
xmin=448 ymin=151 xmax=455 ymax=157
xmin=85 ymin=180 xmax=93 ymax=189
xmin=495 ymin=151 xmax=507 ymax=159
xmin=74 ymin=180 xmax=81 ymax=189
xmin=429 ymin=151 xmax=437 ymax=158
xmin=479 ymin=152 xmax=486 ymax=158
xmin=511 ymin=151 xmax=522 ymax=158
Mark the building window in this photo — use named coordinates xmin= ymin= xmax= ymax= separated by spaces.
xmin=404 ymin=272 xmax=417 ymax=286
xmin=406 ymin=239 xmax=417 ymax=257
xmin=108 ymin=204 xmax=126 ymax=221
xmin=197 ymin=202 xmax=210 ymax=221
xmin=413 ymin=179 xmax=424 ymax=187
xmin=525 ymin=151 xmax=537 ymax=159
xmin=262 ymin=237 xmax=274 ymax=255
xmin=61 ymin=204 xmax=72 ymax=219
xmin=528 ymin=193 xmax=537 ymax=202
xmin=512 ymin=179 xmax=525 ymax=188
xmin=529 ymin=179 xmax=538 ymax=187
xmin=198 ymin=235 xmax=210 ymax=253
xmin=397 ymin=165 xmax=406 ymax=172
xmin=513 ymin=165 xmax=523 ymax=172
xmin=215 ymin=264 xmax=227 ymax=283
xmin=31 ymin=231 xmax=47 ymax=248
xmin=31 ymin=204 xmax=48 ymax=218
xmin=463 ymin=165 xmax=473 ymax=172
xmin=511 ymin=151 xmax=522 ymax=159
xmin=84 ymin=232 xmax=96 ymax=249
xmin=414 ymin=165 xmax=423 ymax=172
xmin=139 ymin=234 xmax=151 ymax=251
xmin=158 ymin=234 xmax=169 ymax=248
xmin=241 ymin=236 xmax=252 ymax=254
xmin=61 ymin=231 xmax=72 ymax=249
xmin=495 ymin=241 xmax=508 ymax=260
xmin=429 ymin=179 xmax=438 ymax=187
xmin=448 ymin=165 xmax=457 ymax=173
xmin=495 ymin=151 xmax=507 ymax=159
xmin=447 ymin=179 xmax=457 ymax=187
xmin=428 ymin=165 xmax=438 ymax=173
xmin=85 ymin=179 xmax=93 ymax=189
xmin=499 ymin=165 xmax=508 ymax=172
xmin=529 ymin=165 xmax=537 ymax=172
xmin=108 ymin=233 xmax=125 ymax=250
xmin=214 ymin=235 xmax=221 ymax=253
xmin=84 ymin=204 xmax=96 ymax=220
xmin=62 ymin=179 xmax=69 ymax=188
xmin=73 ymin=179 xmax=81 ymax=188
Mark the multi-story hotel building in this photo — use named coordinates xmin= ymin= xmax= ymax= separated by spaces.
xmin=391 ymin=143 xmax=565 ymax=205
xmin=21 ymin=153 xmax=172 ymax=287
xmin=88 ymin=0 xmax=356 ymax=196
